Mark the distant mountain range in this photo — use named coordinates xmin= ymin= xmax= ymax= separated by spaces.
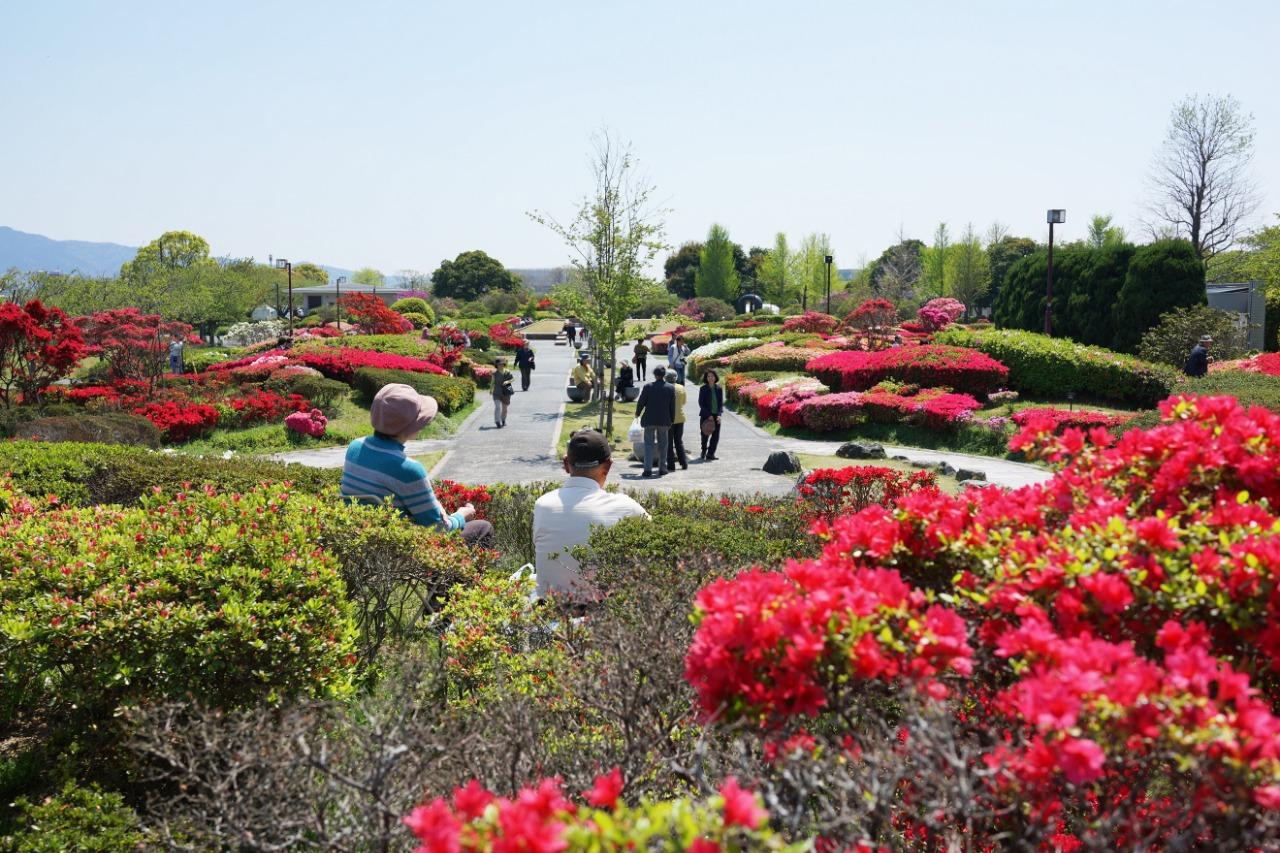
xmin=0 ymin=226 xmax=567 ymax=293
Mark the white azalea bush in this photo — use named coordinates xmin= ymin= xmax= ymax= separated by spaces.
xmin=687 ymin=338 xmax=758 ymax=378
xmin=223 ymin=320 xmax=286 ymax=347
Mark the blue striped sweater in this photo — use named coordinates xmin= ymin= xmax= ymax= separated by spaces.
xmin=339 ymin=435 xmax=465 ymax=531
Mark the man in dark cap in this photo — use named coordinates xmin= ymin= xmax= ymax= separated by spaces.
xmin=531 ymin=429 xmax=649 ymax=600
xmin=1184 ymin=335 xmax=1212 ymax=377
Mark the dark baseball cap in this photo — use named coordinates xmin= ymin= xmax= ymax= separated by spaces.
xmin=567 ymin=429 xmax=611 ymax=468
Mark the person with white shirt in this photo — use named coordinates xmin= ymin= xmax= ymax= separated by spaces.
xmin=532 ymin=429 xmax=649 ymax=600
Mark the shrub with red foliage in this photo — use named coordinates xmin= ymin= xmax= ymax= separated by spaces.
xmin=1228 ymin=351 xmax=1280 ymax=377
xmin=220 ymin=388 xmax=309 ymax=428
xmin=133 ymin=399 xmax=220 ymax=442
xmin=806 ymin=345 xmax=1008 ymax=397
xmin=1010 ymin=406 xmax=1134 ymax=434
xmin=488 ymin=321 xmax=525 ymax=351
xmin=434 ymin=479 xmax=492 ymax=520
xmin=0 ymin=300 xmax=88 ymax=407
xmin=295 ymin=348 xmax=449 ymax=382
xmin=339 ymin=293 xmax=412 ymax=335
xmin=796 ymin=387 xmax=981 ymax=432
xmin=75 ymin=308 xmax=198 ymax=387
xmin=797 ymin=466 xmax=937 ymax=522
xmin=843 ymin=298 xmax=898 ymax=336
xmin=284 ymin=408 xmax=328 ymax=438
xmin=781 ymin=311 xmax=840 ymax=334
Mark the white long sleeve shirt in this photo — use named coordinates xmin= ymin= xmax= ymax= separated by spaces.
xmin=531 ymin=477 xmax=649 ymax=599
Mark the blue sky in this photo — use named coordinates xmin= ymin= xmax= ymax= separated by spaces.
xmin=2 ymin=0 xmax=1278 ymax=273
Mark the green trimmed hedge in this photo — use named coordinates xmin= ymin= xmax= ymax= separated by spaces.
xmin=1182 ymin=370 xmax=1280 ymax=413
xmin=935 ymin=327 xmax=1176 ymax=406
xmin=350 ymin=367 xmax=475 ymax=415
xmin=0 ymin=441 xmax=339 ymax=507
xmin=297 ymin=334 xmax=439 ymax=359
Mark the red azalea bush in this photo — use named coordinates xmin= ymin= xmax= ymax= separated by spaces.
xmin=339 ymin=293 xmax=412 ymax=335
xmin=220 ymin=388 xmax=309 ymax=428
xmin=75 ymin=308 xmax=198 ymax=387
xmin=797 ymin=466 xmax=937 ymax=522
xmin=675 ymin=298 xmax=705 ymax=321
xmin=470 ymin=364 xmax=495 ymax=388
xmin=295 ymin=348 xmax=449 ymax=382
xmin=1230 ymin=352 xmax=1280 ymax=377
xmin=432 ymin=324 xmax=470 ymax=350
xmin=1010 ymin=406 xmax=1135 ymax=434
xmin=781 ymin=311 xmax=840 ymax=334
xmin=284 ymin=408 xmax=328 ymax=438
xmin=435 ymin=479 xmax=492 ymax=519
xmin=0 ymin=300 xmax=88 ymax=407
xmin=796 ymin=387 xmax=980 ymax=432
xmin=488 ymin=321 xmax=525 ymax=351
xmin=843 ymin=298 xmax=898 ymax=338
xmin=916 ymin=298 xmax=965 ymax=332
xmin=133 ymin=400 xmax=220 ymax=442
xmin=683 ymin=394 xmax=1280 ymax=847
xmin=536 ymin=297 xmax=555 ymax=310
xmin=806 ymin=345 xmax=1008 ymax=397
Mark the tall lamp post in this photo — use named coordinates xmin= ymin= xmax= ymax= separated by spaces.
xmin=275 ymin=258 xmax=294 ymax=337
xmin=334 ymin=275 xmax=347 ymax=329
xmin=1045 ymin=210 xmax=1065 ymax=336
xmin=824 ymin=254 xmax=833 ymax=314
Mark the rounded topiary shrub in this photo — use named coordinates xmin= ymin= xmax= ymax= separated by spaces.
xmin=0 ymin=484 xmax=357 ymax=736
xmin=400 ymin=311 xmax=432 ymax=329
xmin=391 ymin=298 xmax=435 ymax=326
xmin=350 ymin=367 xmax=475 ymax=415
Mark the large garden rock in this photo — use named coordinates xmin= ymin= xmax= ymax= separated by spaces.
xmin=937 ymin=461 xmax=957 ymax=476
xmin=955 ymin=468 xmax=987 ymax=482
xmin=763 ymin=450 xmax=802 ymax=475
xmin=836 ymin=440 xmax=886 ymax=460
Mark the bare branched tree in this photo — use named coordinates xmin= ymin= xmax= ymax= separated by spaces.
xmin=1145 ymin=93 xmax=1260 ymax=258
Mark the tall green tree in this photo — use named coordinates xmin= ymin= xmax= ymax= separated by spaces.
xmin=120 ymin=230 xmax=212 ymax=283
xmin=663 ymin=242 xmax=702 ymax=299
xmin=759 ymin=233 xmax=794 ymax=306
xmin=530 ymin=131 xmax=667 ymax=435
xmin=1086 ymin=214 xmax=1127 ymax=249
xmin=793 ymin=233 xmax=835 ymax=311
xmin=429 ymin=252 xmax=520 ymax=302
xmin=694 ymin=224 xmax=739 ymax=302
xmin=945 ymin=224 xmax=990 ymax=315
xmin=920 ymin=223 xmax=951 ymax=298
xmin=292 ymin=262 xmax=328 ymax=285
xmin=985 ymin=234 xmax=1037 ymax=311
xmin=1113 ymin=239 xmax=1206 ymax=352
xmin=352 ymin=267 xmax=385 ymax=294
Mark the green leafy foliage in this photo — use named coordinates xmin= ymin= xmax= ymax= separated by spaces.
xmin=1136 ymin=304 xmax=1250 ymax=367
xmin=1182 ymin=370 xmax=1280 ymax=412
xmin=1112 ymin=239 xmax=1207 ymax=351
xmin=12 ymin=413 xmax=160 ymax=447
xmin=390 ymin=297 xmax=431 ymax=317
xmin=266 ymin=373 xmax=349 ymax=415
xmin=296 ymin=333 xmax=438 ymax=359
xmin=936 ymin=327 xmax=1175 ymax=406
xmin=431 ymin=250 xmax=522 ymax=302
xmin=350 ymin=367 xmax=475 ymax=415
xmin=695 ymin=224 xmax=740 ymax=301
xmin=0 ymin=484 xmax=357 ymax=739
xmin=400 ymin=311 xmax=431 ymax=329
xmin=6 ymin=781 xmax=145 ymax=853
xmin=0 ymin=440 xmax=339 ymax=506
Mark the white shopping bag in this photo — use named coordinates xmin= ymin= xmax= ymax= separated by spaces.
xmin=627 ymin=416 xmax=644 ymax=444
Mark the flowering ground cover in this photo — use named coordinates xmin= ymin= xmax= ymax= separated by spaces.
xmin=806 ymin=344 xmax=1009 ymax=397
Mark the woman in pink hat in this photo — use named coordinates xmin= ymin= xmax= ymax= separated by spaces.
xmin=340 ymin=383 xmax=493 ymax=546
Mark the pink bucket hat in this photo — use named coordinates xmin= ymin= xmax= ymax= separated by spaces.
xmin=370 ymin=383 xmax=438 ymax=436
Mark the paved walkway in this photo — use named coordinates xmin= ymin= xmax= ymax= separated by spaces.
xmin=271 ymin=337 xmax=1050 ymax=494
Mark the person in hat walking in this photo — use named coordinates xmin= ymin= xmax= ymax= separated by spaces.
xmin=340 ymin=383 xmax=493 ymax=546
xmin=531 ymin=429 xmax=649 ymax=601
xmin=1185 ymin=335 xmax=1213 ymax=377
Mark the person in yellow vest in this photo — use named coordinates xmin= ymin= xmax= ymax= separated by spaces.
xmin=571 ymin=354 xmax=596 ymax=399
xmin=664 ymin=369 xmax=688 ymax=471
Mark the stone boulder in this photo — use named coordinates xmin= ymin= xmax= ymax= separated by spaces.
xmin=836 ymin=440 xmax=886 ymax=460
xmin=763 ymin=450 xmax=802 ymax=475
xmin=955 ymin=468 xmax=987 ymax=482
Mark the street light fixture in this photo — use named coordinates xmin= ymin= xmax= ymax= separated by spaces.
xmin=1045 ymin=210 xmax=1065 ymax=336
xmin=275 ymin=258 xmax=294 ymax=337
xmin=824 ymin=255 xmax=834 ymax=315
xmin=335 ymin=275 xmax=347 ymax=329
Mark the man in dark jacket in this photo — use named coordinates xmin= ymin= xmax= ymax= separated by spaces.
xmin=1184 ymin=335 xmax=1212 ymax=377
xmin=514 ymin=343 xmax=536 ymax=391
xmin=634 ymin=365 xmax=676 ymax=477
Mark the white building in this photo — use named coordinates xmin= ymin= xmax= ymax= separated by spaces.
xmin=293 ymin=283 xmax=401 ymax=312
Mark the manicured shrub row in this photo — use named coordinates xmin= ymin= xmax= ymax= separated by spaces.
xmin=297 ymin=333 xmax=439 ymax=359
xmin=686 ymin=338 xmax=760 ymax=378
xmin=1182 ymin=369 xmax=1280 ymax=413
xmin=351 ymin=367 xmax=476 ymax=415
xmin=780 ymin=310 xmax=840 ymax=334
xmin=723 ymin=344 xmax=831 ymax=373
xmin=935 ymin=327 xmax=1176 ymax=406
xmin=805 ymin=344 xmax=1009 ymax=397
xmin=1010 ymin=406 xmax=1136 ymax=434
xmin=0 ymin=482 xmax=357 ymax=739
xmin=795 ymin=387 xmax=982 ymax=432
xmin=0 ymin=440 xmax=339 ymax=506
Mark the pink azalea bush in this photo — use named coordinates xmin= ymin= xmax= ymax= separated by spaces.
xmin=285 ymin=408 xmax=328 ymax=438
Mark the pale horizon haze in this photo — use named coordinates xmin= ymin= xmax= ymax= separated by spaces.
xmin=2 ymin=0 xmax=1278 ymax=274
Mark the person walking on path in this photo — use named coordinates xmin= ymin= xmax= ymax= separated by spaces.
xmin=664 ymin=369 xmax=689 ymax=471
xmin=633 ymin=338 xmax=649 ymax=378
xmin=491 ymin=357 xmax=514 ymax=428
xmin=531 ymin=429 xmax=649 ymax=601
xmin=514 ymin=342 xmax=536 ymax=391
xmin=1185 ymin=335 xmax=1213 ymax=377
xmin=564 ymin=320 xmax=577 ymax=346
xmin=340 ymin=383 xmax=494 ymax=546
xmin=635 ymin=365 xmax=675 ymax=478
xmin=698 ymin=369 xmax=724 ymax=461
xmin=667 ymin=334 xmax=690 ymax=384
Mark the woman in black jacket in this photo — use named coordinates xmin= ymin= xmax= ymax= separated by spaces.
xmin=697 ymin=369 xmax=724 ymax=461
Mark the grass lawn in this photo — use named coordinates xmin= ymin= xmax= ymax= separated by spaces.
xmin=413 ymin=450 xmax=447 ymax=473
xmin=177 ymin=392 xmax=478 ymax=457
xmin=783 ymin=452 xmax=964 ymax=495
xmin=984 ymin=396 xmax=1147 ymax=417
xmin=558 ymin=398 xmax=638 ymax=458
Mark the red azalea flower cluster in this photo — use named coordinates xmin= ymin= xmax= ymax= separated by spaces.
xmin=295 ymin=348 xmax=449 ymax=382
xmin=133 ymin=399 xmax=221 ymax=442
xmin=686 ymin=562 xmax=973 ymax=723
xmin=794 ymin=387 xmax=981 ymax=432
xmin=0 ymin=300 xmax=89 ymax=407
xmin=1231 ymin=352 xmax=1280 ymax=377
xmin=488 ymin=321 xmax=525 ymax=351
xmin=842 ymin=298 xmax=898 ymax=339
xmin=1010 ymin=406 xmax=1135 ymax=434
xmin=796 ymin=466 xmax=938 ymax=522
xmin=435 ymin=479 xmax=492 ymax=519
xmin=781 ymin=311 xmax=840 ymax=334
xmin=432 ymin=324 xmax=470 ymax=350
xmin=536 ymin=297 xmax=554 ymax=310
xmin=74 ymin=308 xmax=198 ymax=386
xmin=675 ymin=299 xmax=706 ymax=321
xmin=339 ymin=293 xmax=413 ymax=335
xmin=403 ymin=774 xmax=774 ymax=852
xmin=470 ymin=364 xmax=495 ymax=388
xmin=734 ymin=319 xmax=766 ymax=329
xmin=916 ymin=298 xmax=965 ymax=332
xmin=284 ymin=408 xmax=328 ymax=438
xmin=806 ymin=345 xmax=1008 ymax=397
xmin=222 ymin=388 xmax=310 ymax=428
